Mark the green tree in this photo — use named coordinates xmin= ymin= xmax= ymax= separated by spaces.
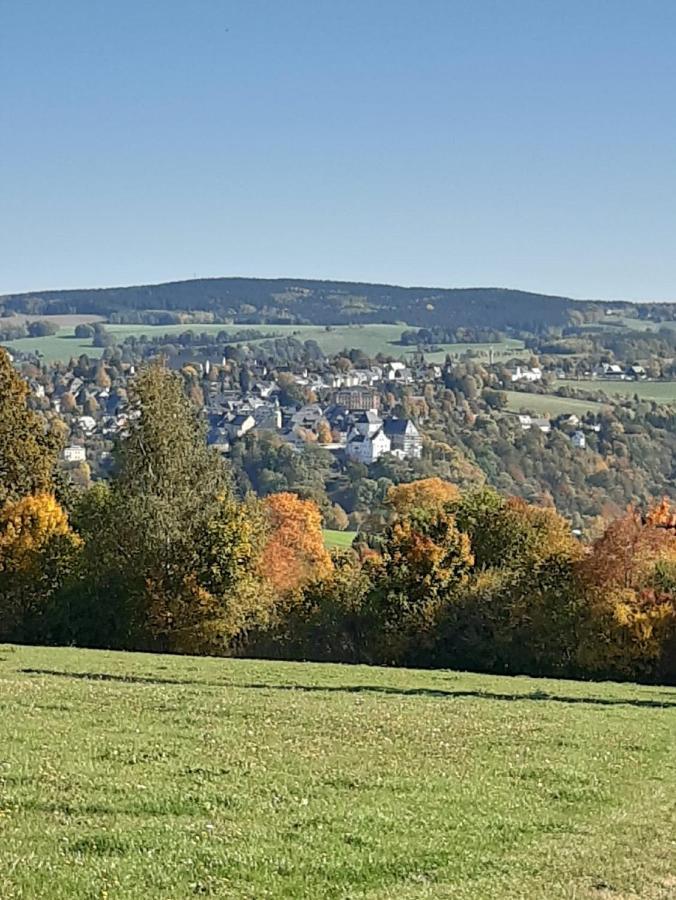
xmin=0 ymin=349 xmax=61 ymax=507
xmin=74 ymin=363 xmax=270 ymax=653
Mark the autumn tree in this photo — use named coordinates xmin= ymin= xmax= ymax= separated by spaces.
xmin=0 ymin=349 xmax=61 ymax=507
xmin=95 ymin=363 xmax=111 ymax=390
xmin=0 ymin=493 xmax=81 ymax=641
xmin=366 ymin=507 xmax=473 ymax=663
xmin=74 ymin=363 xmax=270 ymax=652
xmin=387 ymin=477 xmax=460 ymax=517
xmin=261 ymin=492 xmax=333 ymax=597
xmin=576 ymin=501 xmax=676 ymax=680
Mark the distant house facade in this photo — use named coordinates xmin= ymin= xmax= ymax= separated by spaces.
xmin=333 ymin=387 xmax=380 ymax=412
xmin=63 ymin=445 xmax=86 ymax=463
xmin=345 ymin=429 xmax=391 ymax=464
xmin=510 ymin=366 xmax=543 ymax=383
xmin=382 ymin=418 xmax=422 ymax=459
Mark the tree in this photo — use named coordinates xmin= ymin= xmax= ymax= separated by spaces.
xmin=261 ymin=492 xmax=333 ymax=597
xmin=387 ymin=477 xmax=460 ymax=517
xmin=366 ymin=507 xmax=473 ymax=663
xmin=576 ymin=502 xmax=676 ymax=680
xmin=325 ymin=503 xmax=350 ymax=532
xmin=0 ymin=349 xmax=60 ymax=507
xmin=0 ymin=493 xmax=81 ymax=641
xmin=74 ymin=323 xmax=95 ymax=339
xmin=95 ymin=363 xmax=111 ymax=389
xmin=27 ymin=320 xmax=58 ymax=337
xmin=316 ymin=420 xmax=332 ymax=444
xmin=74 ymin=363 xmax=269 ymax=652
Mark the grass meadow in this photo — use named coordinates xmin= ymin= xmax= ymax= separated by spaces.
xmin=503 ymin=390 xmax=606 ymax=416
xmin=322 ymin=529 xmax=357 ymax=549
xmin=589 ymin=380 xmax=676 ymax=404
xmin=1 ymin=320 xmax=524 ymax=364
xmin=1 ymin=645 xmax=675 ymax=899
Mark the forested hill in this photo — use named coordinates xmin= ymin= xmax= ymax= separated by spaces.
xmin=0 ymin=277 xmax=596 ymax=330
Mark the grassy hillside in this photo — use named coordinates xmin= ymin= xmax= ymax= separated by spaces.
xmin=1 ymin=645 xmax=675 ymax=899
xmin=503 ymin=390 xmax=606 ymax=416
xmin=583 ymin=380 xmax=676 ymax=404
xmin=2 ymin=321 xmax=526 ymax=364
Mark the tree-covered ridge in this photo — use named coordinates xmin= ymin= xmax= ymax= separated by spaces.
xmin=2 ymin=277 xmax=590 ymax=330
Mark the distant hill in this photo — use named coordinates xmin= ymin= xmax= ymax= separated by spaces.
xmin=0 ymin=276 xmax=600 ymax=331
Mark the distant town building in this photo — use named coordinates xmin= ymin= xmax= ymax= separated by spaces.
xmin=333 ymin=387 xmax=380 ymax=412
xmin=382 ymin=418 xmax=423 ymax=458
xmin=510 ymin=366 xmax=543 ymax=384
xmin=345 ymin=428 xmax=391 ymax=465
xmin=63 ymin=445 xmax=86 ymax=463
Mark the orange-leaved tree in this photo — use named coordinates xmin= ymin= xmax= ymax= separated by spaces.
xmin=386 ymin=477 xmax=460 ymax=517
xmin=577 ymin=500 xmax=676 ymax=681
xmin=261 ymin=492 xmax=333 ymax=597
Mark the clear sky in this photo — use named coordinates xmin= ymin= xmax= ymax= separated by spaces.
xmin=2 ymin=0 xmax=676 ymax=300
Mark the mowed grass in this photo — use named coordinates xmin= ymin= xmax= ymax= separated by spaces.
xmin=590 ymin=380 xmax=676 ymax=404
xmin=323 ymin=529 xmax=357 ymax=549
xmin=1 ymin=646 xmax=675 ymax=899
xmin=503 ymin=390 xmax=606 ymax=416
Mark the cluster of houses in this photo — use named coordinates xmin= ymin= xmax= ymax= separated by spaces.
xmin=511 ymin=412 xmax=600 ymax=450
xmin=592 ymin=363 xmax=646 ymax=381
xmin=205 ymin=385 xmax=423 ymax=464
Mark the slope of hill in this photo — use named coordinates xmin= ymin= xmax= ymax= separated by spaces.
xmin=0 ymin=277 xmax=594 ymax=330
xmin=1 ymin=644 xmax=675 ymax=899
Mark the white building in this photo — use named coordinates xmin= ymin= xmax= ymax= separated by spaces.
xmin=345 ymin=428 xmax=391 ymax=465
xmin=511 ymin=366 xmax=543 ymax=383
xmin=63 ymin=446 xmax=86 ymax=463
xmin=351 ymin=410 xmax=383 ymax=438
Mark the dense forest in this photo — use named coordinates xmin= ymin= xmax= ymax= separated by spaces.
xmin=1 ymin=277 xmax=597 ymax=330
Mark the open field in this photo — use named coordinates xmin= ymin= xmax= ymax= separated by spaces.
xmin=1 ymin=320 xmax=525 ymax=364
xmin=1 ymin=645 xmax=675 ymax=899
xmin=504 ymin=390 xmax=606 ymax=416
xmin=542 ymin=380 xmax=676 ymax=406
xmin=1 ymin=313 xmax=105 ymax=327
xmin=323 ymin=529 xmax=357 ymax=549
xmin=601 ymin=315 xmax=676 ymax=333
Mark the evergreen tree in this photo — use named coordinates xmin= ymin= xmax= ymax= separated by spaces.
xmin=74 ymin=363 xmax=269 ymax=652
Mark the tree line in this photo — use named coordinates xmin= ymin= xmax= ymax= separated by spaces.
xmin=1 ymin=348 xmax=674 ymax=683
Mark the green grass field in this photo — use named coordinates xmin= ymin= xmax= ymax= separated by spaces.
xmin=503 ymin=390 xmax=606 ymax=416
xmin=557 ymin=381 xmax=676 ymax=403
xmin=1 ymin=320 xmax=524 ymax=365
xmin=323 ymin=529 xmax=357 ymax=549
xmin=1 ymin=645 xmax=675 ymax=899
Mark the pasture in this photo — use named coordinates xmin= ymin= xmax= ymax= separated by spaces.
xmin=323 ymin=529 xmax=357 ymax=549
xmin=591 ymin=380 xmax=676 ymax=404
xmin=1 ymin=319 xmax=524 ymax=364
xmin=503 ymin=390 xmax=605 ymax=416
xmin=1 ymin=645 xmax=675 ymax=899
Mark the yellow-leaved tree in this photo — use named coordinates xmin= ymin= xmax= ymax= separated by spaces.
xmin=386 ymin=478 xmax=460 ymax=517
xmin=0 ymin=493 xmax=81 ymax=641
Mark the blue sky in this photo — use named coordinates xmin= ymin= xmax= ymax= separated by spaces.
xmin=2 ymin=0 xmax=675 ymax=300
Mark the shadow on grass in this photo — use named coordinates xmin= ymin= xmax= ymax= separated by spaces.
xmin=19 ymin=668 xmax=676 ymax=709
xmin=239 ymin=682 xmax=676 ymax=709
xmin=20 ymin=668 xmax=193 ymax=687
